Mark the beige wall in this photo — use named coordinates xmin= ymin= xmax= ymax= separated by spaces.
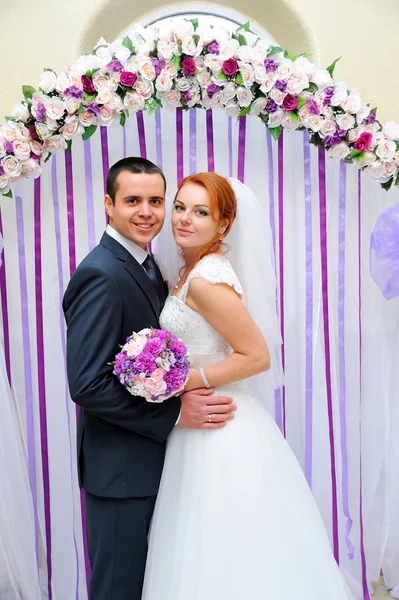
xmin=1 ymin=0 xmax=398 ymax=123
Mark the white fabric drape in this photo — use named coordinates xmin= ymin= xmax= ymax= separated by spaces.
xmin=0 ymin=109 xmax=398 ymax=598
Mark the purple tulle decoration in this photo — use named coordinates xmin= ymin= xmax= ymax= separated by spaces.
xmin=370 ymin=202 xmax=399 ymax=300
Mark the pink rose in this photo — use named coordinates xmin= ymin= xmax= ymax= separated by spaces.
xmin=182 ymin=57 xmax=196 ymax=77
xmin=282 ymin=93 xmax=298 ymax=111
xmin=353 ymin=132 xmax=373 ymax=151
xmin=143 ymin=375 xmax=167 ymax=398
xmin=222 ymin=59 xmax=238 ymax=77
xmin=81 ymin=75 xmax=96 ymax=95
xmin=120 ymin=71 xmax=137 ymax=88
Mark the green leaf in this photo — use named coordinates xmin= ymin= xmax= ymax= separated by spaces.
xmin=326 ymin=56 xmax=341 ymax=77
xmin=44 ymin=153 xmax=52 ymax=163
xmin=370 ymin=106 xmax=377 ymax=114
xmin=193 ymin=34 xmax=200 ymax=45
xmin=172 ymin=54 xmax=181 ymax=71
xmin=296 ymin=96 xmax=306 ymax=110
xmin=381 ymin=177 xmax=394 ymax=192
xmin=191 ymin=18 xmax=199 ymax=31
xmin=288 ymin=111 xmax=298 ymax=123
xmin=65 ymin=140 xmax=72 ymax=154
xmin=83 ymin=91 xmax=96 ymax=102
xmin=82 ymin=125 xmax=97 ymax=141
xmin=238 ymin=34 xmax=247 ymax=46
xmin=238 ymin=105 xmax=251 ymax=117
xmin=4 ymin=116 xmax=15 ymax=122
xmin=235 ymin=72 xmax=244 ymax=85
xmin=348 ymin=149 xmax=364 ymax=159
xmin=3 ymin=189 xmax=13 ymax=198
xmin=268 ymin=125 xmax=283 ymax=141
xmin=177 ymin=39 xmax=182 ymax=53
xmin=267 ymin=45 xmax=283 ymax=57
xmin=217 ymin=70 xmax=227 ymax=81
xmin=122 ymin=36 xmax=134 ymax=54
xmin=306 ymin=83 xmax=318 ymax=93
xmin=22 ymin=85 xmax=36 ymax=101
xmin=85 ymin=70 xmax=92 ymax=78
xmin=236 ymin=21 xmax=250 ymax=33
xmin=284 ymin=50 xmax=298 ymax=62
xmin=119 ymin=112 xmax=126 ymax=127
xmin=395 ymin=172 xmax=399 ymax=187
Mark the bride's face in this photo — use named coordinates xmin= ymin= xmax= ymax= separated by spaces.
xmin=172 ymin=183 xmax=224 ymax=253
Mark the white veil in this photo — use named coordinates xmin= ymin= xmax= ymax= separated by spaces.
xmin=153 ymin=177 xmax=283 ymax=398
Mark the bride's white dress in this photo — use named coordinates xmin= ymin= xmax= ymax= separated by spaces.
xmin=142 ymin=254 xmax=354 ymax=600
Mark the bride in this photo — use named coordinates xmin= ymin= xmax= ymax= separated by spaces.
xmin=144 ymin=172 xmax=354 ymax=599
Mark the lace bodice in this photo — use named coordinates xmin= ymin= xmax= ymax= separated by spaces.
xmin=159 ymin=254 xmax=243 ymax=368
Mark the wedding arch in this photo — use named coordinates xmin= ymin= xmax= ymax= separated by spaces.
xmin=1 ymin=17 xmax=399 ymax=600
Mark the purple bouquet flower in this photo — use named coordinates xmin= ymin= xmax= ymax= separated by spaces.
xmin=112 ymin=328 xmax=189 ymax=402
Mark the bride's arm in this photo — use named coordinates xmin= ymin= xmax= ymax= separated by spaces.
xmin=184 ymin=277 xmax=270 ymax=391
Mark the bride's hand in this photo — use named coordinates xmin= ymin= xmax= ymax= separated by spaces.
xmin=183 ymin=370 xmax=203 ymax=392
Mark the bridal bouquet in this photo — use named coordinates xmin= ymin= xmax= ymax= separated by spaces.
xmin=112 ymin=328 xmax=189 ymax=402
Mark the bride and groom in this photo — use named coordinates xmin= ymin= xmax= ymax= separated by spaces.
xmin=63 ymin=157 xmax=354 ymax=599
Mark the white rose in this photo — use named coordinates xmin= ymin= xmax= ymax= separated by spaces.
xmin=39 ymin=70 xmax=57 ymax=93
xmin=15 ymin=123 xmax=30 ymax=141
xmin=219 ymin=82 xmax=236 ymax=104
xmin=224 ymin=99 xmax=239 ymax=117
xmin=2 ymin=124 xmax=17 ymax=143
xmin=109 ymin=93 xmax=123 ymax=112
xmin=13 ymin=140 xmax=31 ymax=160
xmin=194 ymin=56 xmax=205 ymax=71
xmin=45 ymin=117 xmax=59 ymax=130
xmin=268 ymin=108 xmax=284 ymax=128
xmin=21 ymin=158 xmax=42 ymax=178
xmin=30 ymin=140 xmax=45 ymax=155
xmin=365 ymin=122 xmax=379 ymax=134
xmin=0 ymin=141 xmax=5 ymax=159
xmin=251 ymin=97 xmax=268 ymax=116
xmin=176 ymin=78 xmax=192 ymax=92
xmin=182 ymin=35 xmax=202 ymax=57
xmin=187 ymin=88 xmax=200 ymax=108
xmin=219 ymin=40 xmax=239 ymax=61
xmin=376 ymin=140 xmax=396 ymax=161
xmin=252 ymin=62 xmax=267 ymax=85
xmin=65 ymin=96 xmax=81 ymax=115
xmin=98 ymin=105 xmax=115 ymax=126
xmin=278 ymin=62 xmax=294 ymax=81
xmin=197 ymin=70 xmax=212 ymax=86
xmin=204 ymin=55 xmax=222 ymax=72
xmin=56 ymin=72 xmax=73 ymax=93
xmin=78 ymin=111 xmax=97 ymax=127
xmin=356 ymin=104 xmax=371 ymax=125
xmin=156 ymin=71 xmax=173 ymax=93
xmin=357 ymin=151 xmax=376 ymax=167
xmin=341 ymin=92 xmax=362 ymax=114
xmin=330 ymin=83 xmax=348 ymax=106
xmin=269 ymin=88 xmax=286 ymax=105
xmin=134 ymin=80 xmax=153 ymax=100
xmin=336 ymin=113 xmax=355 ymax=130
xmin=125 ymin=56 xmax=140 ymax=73
xmin=209 ymin=25 xmax=229 ymax=45
xmin=384 ymin=160 xmax=398 ymax=178
xmin=327 ymin=141 xmax=350 ymax=160
xmin=310 ymin=69 xmax=332 ymax=89
xmin=294 ymin=56 xmax=315 ymax=77
xmin=161 ymin=89 xmax=182 ymax=109
xmin=139 ymin=59 xmax=156 ymax=81
xmin=172 ymin=19 xmax=194 ymax=40
xmin=61 ymin=118 xmax=84 ymax=140
xmin=35 ymin=123 xmax=53 ymax=140
xmin=45 ymin=98 xmax=65 ymax=121
xmin=93 ymin=73 xmax=114 ymax=91
xmin=0 ymin=175 xmax=10 ymax=193
xmin=43 ymin=135 xmax=67 ymax=153
xmin=96 ymin=88 xmax=112 ymax=105
xmin=348 ymin=126 xmax=364 ymax=142
xmin=251 ymin=40 xmax=269 ymax=61
xmin=367 ymin=160 xmax=387 ymax=180
xmin=239 ymin=64 xmax=255 ymax=88
xmin=260 ymin=73 xmax=278 ymax=94
xmin=313 ymin=90 xmax=325 ymax=107
xmin=307 ymin=114 xmax=324 ymax=132
xmin=157 ymin=41 xmax=175 ymax=61
xmin=395 ymin=151 xmax=399 ymax=166
xmin=164 ymin=62 xmax=178 ymax=78
xmin=236 ymin=46 xmax=253 ymax=63
xmin=371 ymin=131 xmax=385 ymax=148
xmin=322 ymin=106 xmax=334 ymax=120
xmin=2 ymin=156 xmax=21 ymax=178
xmin=236 ymin=86 xmax=253 ymax=108
xmin=11 ymin=103 xmax=29 ymax=123
xmin=282 ymin=113 xmax=300 ymax=131
xmin=123 ymin=92 xmax=145 ymax=112
xmin=71 ymin=53 xmax=101 ymax=76
xmin=111 ymin=40 xmax=131 ymax=63
xmin=287 ymin=71 xmax=309 ymax=94
xmin=382 ymin=120 xmax=399 ymax=142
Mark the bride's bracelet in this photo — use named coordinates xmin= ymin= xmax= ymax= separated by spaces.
xmin=199 ymin=367 xmax=211 ymax=389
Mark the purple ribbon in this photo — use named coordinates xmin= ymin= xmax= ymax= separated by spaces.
xmin=358 ymin=172 xmax=371 ymax=599
xmin=65 ymin=152 xmax=76 ymax=275
xmin=122 ymin=124 xmax=127 ymax=159
xmin=34 ymin=177 xmax=53 ymax=599
xmin=228 ymin=117 xmax=233 ymax=178
xmin=237 ymin=116 xmax=246 ymax=183
xmin=155 ymin=109 xmax=163 ymax=170
xmin=189 ymin=109 xmax=197 ymax=175
xmin=318 ymin=147 xmax=339 ymax=562
xmin=0 ymin=210 xmax=10 ymax=384
xmin=278 ymin=134 xmax=286 ymax=437
xmin=206 ymin=110 xmax=214 ymax=172
xmin=176 ymin=109 xmax=184 ymax=185
xmin=16 ymin=193 xmax=38 ymax=562
xmin=303 ymin=131 xmax=313 ymax=484
xmin=136 ymin=111 xmax=147 ymax=158
xmin=84 ymin=140 xmax=96 ymax=252
xmin=101 ymin=126 xmax=109 ymax=225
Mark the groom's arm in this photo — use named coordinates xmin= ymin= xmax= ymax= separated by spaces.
xmin=63 ymin=262 xmax=181 ymax=443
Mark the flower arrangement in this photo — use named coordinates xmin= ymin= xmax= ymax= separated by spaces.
xmin=112 ymin=327 xmax=189 ymax=402
xmin=1 ymin=17 xmax=399 ymax=196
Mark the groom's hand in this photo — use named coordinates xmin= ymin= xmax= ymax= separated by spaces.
xmin=178 ymin=388 xmax=236 ymax=430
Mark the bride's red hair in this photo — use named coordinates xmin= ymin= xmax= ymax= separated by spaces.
xmin=174 ymin=172 xmax=237 ymax=283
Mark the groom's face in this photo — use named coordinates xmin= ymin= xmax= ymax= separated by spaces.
xmin=105 ymin=170 xmax=166 ymax=249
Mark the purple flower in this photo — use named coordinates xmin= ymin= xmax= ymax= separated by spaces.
xmin=151 ymin=58 xmax=166 ymax=77
xmin=306 ymin=98 xmax=320 ymax=115
xmin=335 ymin=127 xmax=346 ymax=140
xmin=182 ymin=57 xmax=196 ymax=77
xmin=169 ymin=339 xmax=186 ymax=355
xmin=207 ymin=42 xmax=220 ymax=55
xmin=265 ymin=99 xmax=278 ymax=114
xmin=364 ymin=113 xmax=376 ymax=125
xmin=323 ymin=135 xmax=336 ymax=147
xmin=35 ymin=102 xmax=46 ymax=123
xmin=181 ymin=90 xmax=193 ymax=104
xmin=282 ymin=93 xmax=298 ymax=111
xmin=322 ymin=86 xmax=335 ymax=106
xmin=0 ymin=165 xmax=4 ymax=176
xmin=29 ymin=124 xmax=39 ymax=141
xmin=30 ymin=152 xmax=41 ymax=161
xmin=145 ymin=337 xmax=164 ymax=356
xmin=86 ymin=103 xmax=101 ymax=116
xmin=222 ymin=58 xmax=238 ymax=77
xmin=164 ymin=367 xmax=186 ymax=390
xmin=274 ymin=79 xmax=287 ymax=92
xmin=264 ymin=58 xmax=277 ymax=73
xmin=81 ymin=75 xmax=96 ymax=95
xmin=354 ymin=131 xmax=373 ymax=151
xmin=107 ymin=60 xmax=124 ymax=72
xmin=120 ymin=71 xmax=137 ymax=88
xmin=4 ymin=141 xmax=13 ymax=153
xmin=134 ymin=353 xmax=157 ymax=376
xmin=207 ymin=83 xmax=221 ymax=99
xmin=64 ymin=85 xmax=83 ymax=98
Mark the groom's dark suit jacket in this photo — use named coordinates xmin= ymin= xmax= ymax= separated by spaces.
xmin=63 ymin=232 xmax=181 ymax=499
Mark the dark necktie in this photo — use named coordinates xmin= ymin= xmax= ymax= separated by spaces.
xmin=143 ymin=254 xmax=164 ymax=305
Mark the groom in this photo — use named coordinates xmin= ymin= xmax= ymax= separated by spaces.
xmin=63 ymin=157 xmax=236 ymax=600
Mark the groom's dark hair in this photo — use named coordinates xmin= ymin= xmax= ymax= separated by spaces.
xmin=106 ymin=157 xmax=167 ymax=204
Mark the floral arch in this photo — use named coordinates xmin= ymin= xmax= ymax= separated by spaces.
xmin=1 ymin=17 xmax=399 ymax=600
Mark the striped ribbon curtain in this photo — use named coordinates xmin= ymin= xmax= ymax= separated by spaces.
xmin=0 ymin=109 xmax=398 ymax=600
